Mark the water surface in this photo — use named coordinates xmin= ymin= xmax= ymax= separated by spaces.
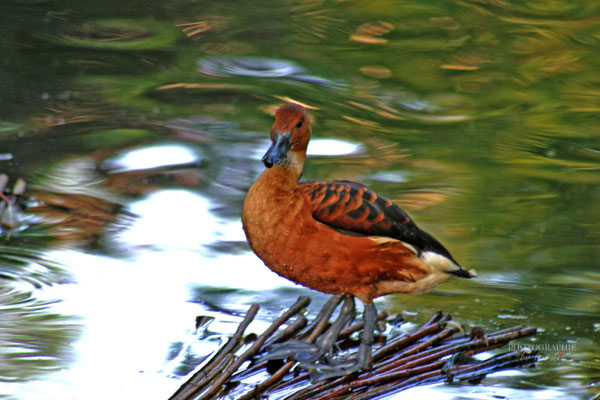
xmin=1 ymin=1 xmax=599 ymax=399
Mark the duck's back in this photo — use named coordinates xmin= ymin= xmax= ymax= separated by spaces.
xmin=298 ymin=180 xmax=459 ymax=264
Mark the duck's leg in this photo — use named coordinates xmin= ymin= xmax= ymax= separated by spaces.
xmin=309 ymin=301 xmax=377 ymax=382
xmin=354 ymin=301 xmax=376 ymax=370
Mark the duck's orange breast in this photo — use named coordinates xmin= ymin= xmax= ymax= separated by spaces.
xmin=242 ymin=167 xmax=440 ymax=303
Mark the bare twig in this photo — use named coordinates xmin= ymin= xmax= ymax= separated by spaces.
xmin=238 ymin=295 xmax=343 ymax=400
xmin=169 ymin=303 xmax=260 ymax=400
xmin=197 ymin=296 xmax=311 ymax=400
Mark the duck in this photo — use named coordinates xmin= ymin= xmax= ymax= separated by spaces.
xmin=242 ymin=102 xmax=475 ymax=380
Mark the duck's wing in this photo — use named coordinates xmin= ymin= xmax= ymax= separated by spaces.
xmin=298 ymin=180 xmax=458 ymax=263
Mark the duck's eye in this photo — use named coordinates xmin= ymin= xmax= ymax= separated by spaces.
xmin=296 ymin=119 xmax=303 ymax=128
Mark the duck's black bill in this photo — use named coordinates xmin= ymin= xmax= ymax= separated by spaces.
xmin=262 ymin=131 xmax=291 ymax=168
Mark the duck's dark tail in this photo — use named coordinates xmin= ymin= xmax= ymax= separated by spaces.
xmin=448 ymin=268 xmax=477 ymax=278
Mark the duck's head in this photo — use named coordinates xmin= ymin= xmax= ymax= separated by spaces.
xmin=262 ymin=103 xmax=311 ymax=169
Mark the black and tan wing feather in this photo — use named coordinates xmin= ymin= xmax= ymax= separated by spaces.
xmin=298 ymin=180 xmax=458 ymax=264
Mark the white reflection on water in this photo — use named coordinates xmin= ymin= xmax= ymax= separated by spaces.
xmin=252 ymin=138 xmax=363 ymax=160
xmin=307 ymin=139 xmax=363 ymax=156
xmin=118 ymin=190 xmax=243 ymax=249
xmin=4 ymin=189 xmax=296 ymax=400
xmin=7 ymin=250 xmax=198 ymax=399
xmin=110 ymin=144 xmax=201 ymax=172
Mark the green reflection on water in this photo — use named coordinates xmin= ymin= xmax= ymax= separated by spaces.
xmin=1 ymin=0 xmax=599 ymax=398
xmin=0 ymin=283 xmax=78 ymax=383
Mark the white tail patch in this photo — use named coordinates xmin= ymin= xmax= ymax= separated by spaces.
xmin=421 ymin=251 xmax=460 ymax=273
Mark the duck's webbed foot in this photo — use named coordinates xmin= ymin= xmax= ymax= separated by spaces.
xmin=308 ymin=301 xmax=377 ymax=382
xmin=262 ymin=295 xmax=355 ymax=363
xmin=261 ymin=339 xmax=321 ymax=362
xmin=261 ymin=296 xmax=377 ymax=382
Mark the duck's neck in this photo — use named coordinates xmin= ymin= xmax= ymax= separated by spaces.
xmin=285 ymin=149 xmax=306 ymax=180
xmin=258 ymin=149 xmax=306 ymax=189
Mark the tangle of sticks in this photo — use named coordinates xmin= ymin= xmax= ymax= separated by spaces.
xmin=170 ymin=296 xmax=539 ymax=400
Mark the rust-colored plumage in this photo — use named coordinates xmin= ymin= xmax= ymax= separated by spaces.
xmin=243 ymin=103 xmax=473 ymax=303
xmin=242 ymin=102 xmax=475 ymax=379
